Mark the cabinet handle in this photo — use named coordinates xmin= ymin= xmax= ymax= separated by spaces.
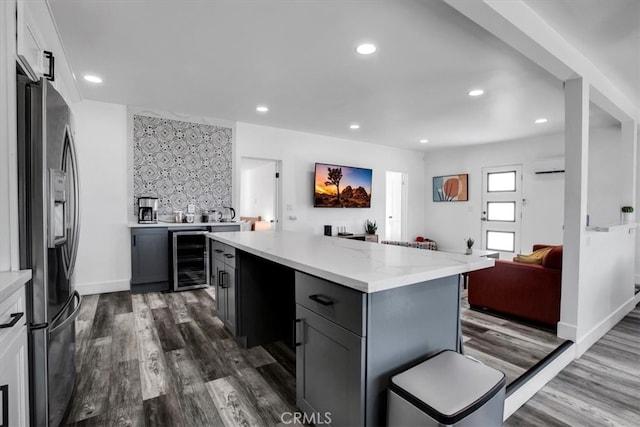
xmin=43 ymin=50 xmax=55 ymax=81
xmin=1 ymin=384 xmax=8 ymax=427
xmin=309 ymin=294 xmax=334 ymax=306
xmin=220 ymin=271 xmax=228 ymax=288
xmin=294 ymin=319 xmax=304 ymax=347
xmin=133 ymin=235 xmax=136 ymax=246
xmin=214 ymin=249 xmax=224 ymax=253
xmin=224 ymin=253 xmax=234 ymax=259
xmin=0 ymin=312 xmax=24 ymax=329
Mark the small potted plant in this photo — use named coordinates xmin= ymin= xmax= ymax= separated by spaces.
xmin=621 ymin=206 xmax=635 ymax=224
xmin=465 ymin=238 xmax=474 ymax=255
xmin=365 ymin=219 xmax=377 ymax=234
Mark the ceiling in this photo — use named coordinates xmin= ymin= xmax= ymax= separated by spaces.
xmin=49 ymin=0 xmax=634 ymax=150
xmin=524 ymin=0 xmax=639 ymax=108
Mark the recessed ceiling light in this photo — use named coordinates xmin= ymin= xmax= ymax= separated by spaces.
xmin=468 ymin=89 xmax=484 ymax=97
xmin=534 ymin=118 xmax=548 ymax=124
xmin=356 ymin=43 xmax=377 ymax=55
xmin=83 ymin=75 xmax=102 ymax=83
xmin=419 ymin=139 xmax=429 ymax=144
xmin=256 ymin=105 xmax=269 ymax=113
xmin=349 ymin=123 xmax=360 ymax=130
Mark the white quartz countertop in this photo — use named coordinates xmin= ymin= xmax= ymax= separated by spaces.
xmin=129 ymin=221 xmax=244 ymax=228
xmin=207 ymin=231 xmax=494 ymax=293
xmin=0 ymin=270 xmax=32 ymax=304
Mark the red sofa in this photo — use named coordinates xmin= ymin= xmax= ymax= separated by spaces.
xmin=467 ymin=244 xmax=562 ymax=328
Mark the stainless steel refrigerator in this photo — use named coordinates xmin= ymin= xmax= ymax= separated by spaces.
xmin=17 ymin=76 xmax=82 ymax=427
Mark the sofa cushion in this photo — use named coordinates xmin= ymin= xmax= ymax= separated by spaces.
xmin=542 ymin=245 xmax=563 ymax=270
xmin=513 ymin=246 xmax=552 ymax=264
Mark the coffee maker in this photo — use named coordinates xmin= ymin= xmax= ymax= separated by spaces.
xmin=138 ymin=197 xmax=158 ymax=224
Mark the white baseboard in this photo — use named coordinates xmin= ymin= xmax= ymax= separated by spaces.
xmin=556 ymin=321 xmax=577 ymax=342
xmin=503 ymin=342 xmax=575 ymax=420
xmin=575 ymin=295 xmax=638 ymax=357
xmin=76 ymin=279 xmax=130 ymax=295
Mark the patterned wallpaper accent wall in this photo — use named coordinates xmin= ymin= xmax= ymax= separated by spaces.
xmin=133 ymin=114 xmax=232 ymax=215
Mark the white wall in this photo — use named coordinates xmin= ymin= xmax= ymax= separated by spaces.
xmin=587 ymin=126 xmax=624 ymax=226
xmin=235 ymin=122 xmax=426 ymax=238
xmin=424 ymin=133 xmax=567 ymax=253
xmin=71 ymin=100 xmax=131 ymax=294
xmin=575 ymin=226 xmax=636 ymax=353
xmin=240 ymin=160 xmax=276 ymax=221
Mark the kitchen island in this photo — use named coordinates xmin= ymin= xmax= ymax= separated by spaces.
xmin=207 ymin=231 xmax=494 ymax=426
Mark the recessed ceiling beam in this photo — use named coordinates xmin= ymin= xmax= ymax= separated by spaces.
xmin=444 ymin=0 xmax=639 ymax=122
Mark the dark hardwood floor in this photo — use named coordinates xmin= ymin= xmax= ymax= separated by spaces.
xmin=63 ymin=289 xmax=299 ymax=426
xmin=506 ymin=304 xmax=640 ymax=426
xmin=64 ymin=287 xmax=638 ymax=426
xmin=460 ymin=290 xmax=565 ymax=384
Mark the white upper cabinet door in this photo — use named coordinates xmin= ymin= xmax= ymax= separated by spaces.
xmin=16 ymin=0 xmax=46 ymax=81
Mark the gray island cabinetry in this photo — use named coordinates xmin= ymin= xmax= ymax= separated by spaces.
xmin=129 ymin=222 xmax=240 ymax=293
xmin=211 ymin=240 xmax=237 ymax=335
xmin=207 ymin=231 xmax=493 ymax=426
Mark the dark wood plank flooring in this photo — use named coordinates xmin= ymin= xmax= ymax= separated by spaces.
xmin=461 ymin=290 xmax=565 ymax=384
xmin=63 ymin=289 xmax=299 ymax=426
xmin=506 ymin=305 xmax=640 ymax=426
xmin=65 ymin=288 xmax=635 ymax=426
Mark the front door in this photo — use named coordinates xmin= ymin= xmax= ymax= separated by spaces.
xmin=481 ymin=165 xmax=522 ymax=258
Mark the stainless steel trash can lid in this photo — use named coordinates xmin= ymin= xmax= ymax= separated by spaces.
xmin=389 ymin=350 xmax=506 ymax=425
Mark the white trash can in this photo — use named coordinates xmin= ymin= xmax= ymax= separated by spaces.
xmin=388 ymin=350 xmax=506 ymax=426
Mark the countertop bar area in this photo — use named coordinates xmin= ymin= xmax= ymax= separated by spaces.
xmin=206 ymin=230 xmax=494 ymax=293
xmin=207 ymin=230 xmax=494 ymax=425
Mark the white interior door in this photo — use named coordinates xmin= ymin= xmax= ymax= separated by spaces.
xmin=481 ymin=165 xmax=522 ymax=257
xmin=385 ymin=171 xmax=407 ymax=241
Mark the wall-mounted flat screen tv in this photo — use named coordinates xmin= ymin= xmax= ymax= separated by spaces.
xmin=314 ymin=163 xmax=372 ymax=208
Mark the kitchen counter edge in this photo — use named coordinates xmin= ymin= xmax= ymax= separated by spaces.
xmin=0 ymin=270 xmax=32 ymax=304
xmin=129 ymin=221 xmax=246 ymax=228
xmin=207 ymin=232 xmax=494 ymax=293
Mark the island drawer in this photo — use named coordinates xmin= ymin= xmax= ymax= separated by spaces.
xmin=212 ymin=241 xmax=225 ymax=262
xmin=295 ymin=272 xmax=366 ymax=336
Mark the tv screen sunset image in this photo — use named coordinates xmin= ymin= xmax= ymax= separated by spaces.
xmin=314 ymin=163 xmax=372 ymax=208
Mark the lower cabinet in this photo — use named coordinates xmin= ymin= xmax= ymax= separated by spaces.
xmin=130 ymin=228 xmax=169 ymax=292
xmin=295 ymin=305 xmax=365 ymax=426
xmin=0 ymin=286 xmax=30 ymax=427
xmin=212 ymin=240 xmax=237 ymax=336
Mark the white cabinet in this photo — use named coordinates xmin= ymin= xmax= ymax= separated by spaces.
xmin=0 ymin=285 xmax=30 ymax=427
xmin=16 ymin=0 xmax=46 ymax=81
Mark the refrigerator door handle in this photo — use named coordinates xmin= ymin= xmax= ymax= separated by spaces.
xmin=49 ymin=291 xmax=81 ymax=338
xmin=61 ymin=125 xmax=80 ymax=279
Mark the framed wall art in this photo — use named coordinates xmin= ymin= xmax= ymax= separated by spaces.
xmin=433 ymin=174 xmax=468 ymax=202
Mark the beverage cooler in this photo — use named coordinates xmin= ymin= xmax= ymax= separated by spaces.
xmin=169 ymin=230 xmax=210 ymax=291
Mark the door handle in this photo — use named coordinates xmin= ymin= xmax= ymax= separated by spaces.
xmin=309 ymin=294 xmax=334 ymax=306
xmin=0 ymin=312 xmax=24 ymax=329
xmin=62 ymin=125 xmax=80 ymax=279
xmin=49 ymin=291 xmax=82 ymax=338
